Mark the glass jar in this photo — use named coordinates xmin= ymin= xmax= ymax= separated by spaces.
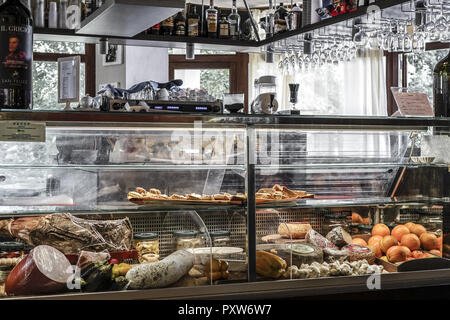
xmin=210 ymin=230 xmax=231 ymax=247
xmin=134 ymin=233 xmax=159 ymax=263
xmin=418 ymin=211 xmax=443 ymax=234
xmin=173 ymin=231 xmax=201 ymax=251
xmin=0 ymin=242 xmax=25 ymax=259
xmin=322 ymin=214 xmax=350 ymax=235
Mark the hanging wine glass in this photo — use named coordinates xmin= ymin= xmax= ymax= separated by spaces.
xmin=353 ymin=26 xmax=368 ymax=48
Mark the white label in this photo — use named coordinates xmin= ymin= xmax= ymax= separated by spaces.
xmin=0 ymin=121 xmax=46 ymax=142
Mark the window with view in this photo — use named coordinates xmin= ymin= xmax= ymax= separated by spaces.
xmin=32 ymin=41 xmax=90 ymax=111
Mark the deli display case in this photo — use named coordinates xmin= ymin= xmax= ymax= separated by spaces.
xmin=0 ymin=111 xmax=449 ymax=300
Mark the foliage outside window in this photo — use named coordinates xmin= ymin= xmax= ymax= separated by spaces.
xmin=32 ymin=41 xmax=86 ymax=110
xmin=407 ymin=49 xmax=448 ymax=103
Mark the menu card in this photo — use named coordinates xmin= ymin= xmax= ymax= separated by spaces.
xmin=393 ymin=91 xmax=434 ymax=117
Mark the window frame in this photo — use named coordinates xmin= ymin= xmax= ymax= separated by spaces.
xmin=33 ymin=43 xmax=96 ymax=97
xmin=386 ymin=42 xmax=450 ymax=115
xmin=169 ymin=53 xmax=249 ymax=112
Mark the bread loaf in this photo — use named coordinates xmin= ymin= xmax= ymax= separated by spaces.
xmin=278 ymin=222 xmax=312 ymax=239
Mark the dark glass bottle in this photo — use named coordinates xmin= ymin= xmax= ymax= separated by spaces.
xmin=433 ymin=50 xmax=450 ymax=117
xmin=187 ymin=5 xmax=199 ymax=37
xmin=160 ymin=15 xmax=174 ymax=36
xmin=0 ymin=0 xmax=33 ymax=109
xmin=274 ymin=2 xmax=287 ymax=34
xmin=206 ymin=0 xmax=218 ymax=38
xmin=218 ymin=14 xmax=230 ymax=39
xmin=173 ymin=10 xmax=186 ymax=36
xmin=149 ymin=23 xmax=160 ymax=35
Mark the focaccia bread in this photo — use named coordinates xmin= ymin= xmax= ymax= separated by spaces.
xmin=278 ymin=222 xmax=312 ymax=239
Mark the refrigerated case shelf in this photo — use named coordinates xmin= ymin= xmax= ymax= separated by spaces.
xmin=256 ymin=196 xmax=450 ymax=210
xmin=1 ymin=196 xmax=447 ymax=218
xmin=7 ymin=268 xmax=450 ymax=300
xmin=1 ymin=111 xmax=450 ymax=127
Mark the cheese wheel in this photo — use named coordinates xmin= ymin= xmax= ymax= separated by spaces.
xmin=326 ymin=227 xmax=353 ymax=247
xmin=341 ymin=244 xmax=376 ymax=264
xmin=257 ymin=243 xmax=323 ymax=266
xmin=306 ymin=229 xmax=337 ymax=249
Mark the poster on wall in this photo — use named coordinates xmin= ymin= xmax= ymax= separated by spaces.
xmin=103 ymin=44 xmax=124 ymax=66
xmin=58 ymin=55 xmax=81 ymax=104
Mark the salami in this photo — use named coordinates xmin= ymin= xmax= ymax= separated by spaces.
xmin=126 ymin=250 xmax=195 ymax=289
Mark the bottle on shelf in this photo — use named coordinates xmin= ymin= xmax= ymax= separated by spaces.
xmin=187 ymin=4 xmax=200 ymax=37
xmin=58 ymin=0 xmax=68 ymax=29
xmin=48 ymin=1 xmax=57 ymax=28
xmin=160 ymin=15 xmax=174 ymax=36
xmin=148 ymin=23 xmax=160 ymax=35
xmin=218 ymin=14 xmax=230 ymax=39
xmin=433 ymin=50 xmax=450 ymax=117
xmin=286 ymin=2 xmax=302 ymax=31
xmin=0 ymin=0 xmax=33 ymax=109
xmin=228 ymin=0 xmax=240 ymax=40
xmin=34 ymin=0 xmax=45 ymax=27
xmin=206 ymin=0 xmax=218 ymax=38
xmin=274 ymin=2 xmax=287 ymax=34
xmin=265 ymin=0 xmax=275 ymax=38
xmin=80 ymin=0 xmax=87 ymax=20
xmin=173 ymin=10 xmax=186 ymax=36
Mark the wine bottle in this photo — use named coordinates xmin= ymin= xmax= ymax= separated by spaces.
xmin=173 ymin=10 xmax=186 ymax=36
xmin=228 ymin=0 xmax=240 ymax=40
xmin=218 ymin=14 xmax=230 ymax=39
xmin=206 ymin=0 xmax=217 ymax=38
xmin=433 ymin=50 xmax=450 ymax=117
xmin=187 ymin=5 xmax=199 ymax=37
xmin=274 ymin=2 xmax=287 ymax=34
xmin=0 ymin=0 xmax=33 ymax=109
xmin=160 ymin=15 xmax=174 ymax=36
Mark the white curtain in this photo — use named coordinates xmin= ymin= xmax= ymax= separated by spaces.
xmin=249 ymin=49 xmax=387 ymax=116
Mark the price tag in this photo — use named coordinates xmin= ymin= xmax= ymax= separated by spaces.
xmin=393 ymin=92 xmax=434 ymax=116
xmin=0 ymin=121 xmax=46 ymax=142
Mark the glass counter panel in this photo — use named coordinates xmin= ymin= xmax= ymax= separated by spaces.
xmin=255 ymin=128 xmax=450 ymax=168
xmin=0 ymin=126 xmax=246 ymax=167
xmin=0 ymin=168 xmax=246 ymax=215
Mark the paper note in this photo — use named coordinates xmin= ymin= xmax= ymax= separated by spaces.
xmin=393 ymin=92 xmax=434 ymax=116
xmin=0 ymin=121 xmax=46 ymax=142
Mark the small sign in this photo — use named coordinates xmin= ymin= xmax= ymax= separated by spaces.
xmin=58 ymin=56 xmax=80 ymax=103
xmin=0 ymin=121 xmax=46 ymax=142
xmin=392 ymin=91 xmax=434 ymax=117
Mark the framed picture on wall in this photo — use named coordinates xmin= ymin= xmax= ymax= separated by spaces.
xmin=102 ymin=44 xmax=123 ymax=66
